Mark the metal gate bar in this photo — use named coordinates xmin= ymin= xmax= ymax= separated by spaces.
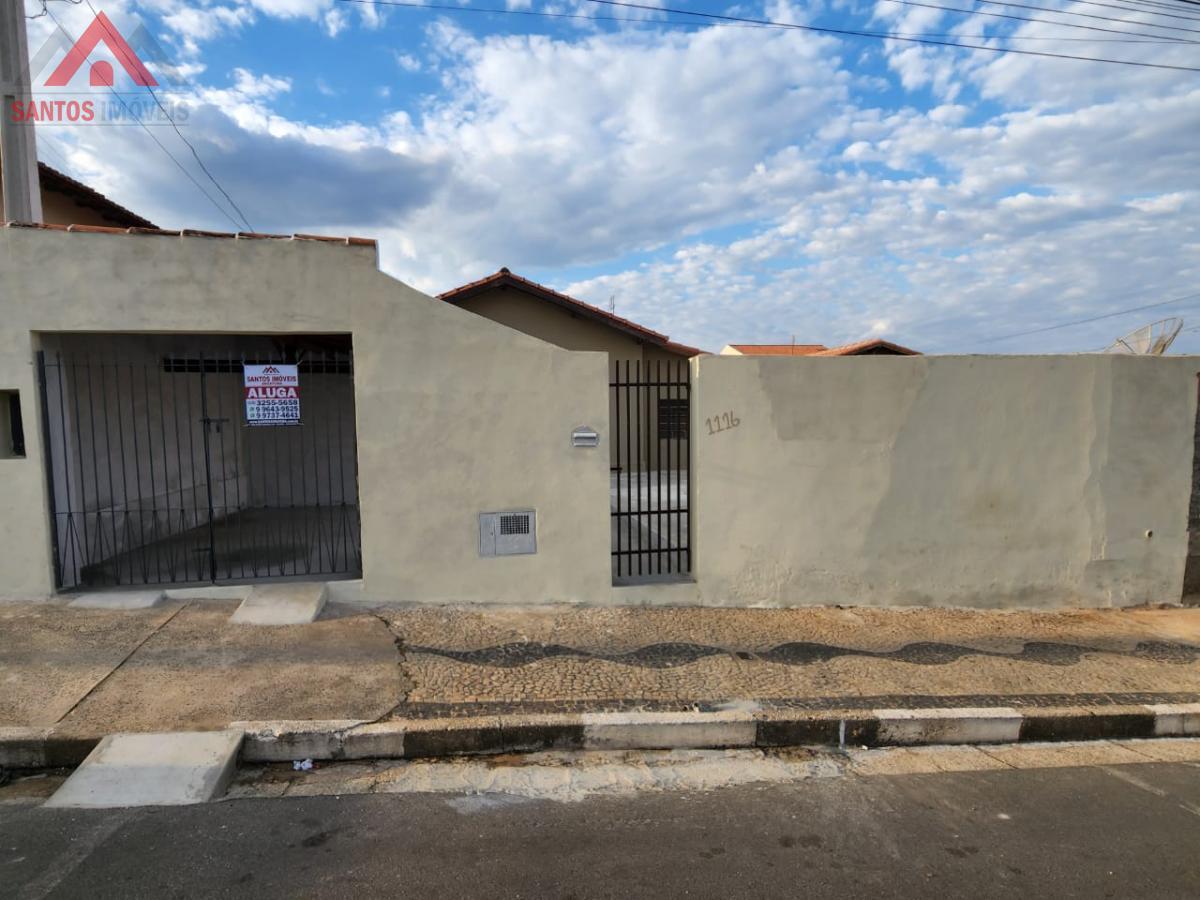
xmin=37 ymin=348 xmax=362 ymax=590
xmin=610 ymin=358 xmax=690 ymax=580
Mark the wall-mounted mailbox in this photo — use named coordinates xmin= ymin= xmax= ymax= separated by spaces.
xmin=479 ymin=509 xmax=537 ymax=557
xmin=571 ymin=426 xmax=600 ymax=448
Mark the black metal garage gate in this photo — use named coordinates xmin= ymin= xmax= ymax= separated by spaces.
xmin=37 ymin=347 xmax=361 ymax=589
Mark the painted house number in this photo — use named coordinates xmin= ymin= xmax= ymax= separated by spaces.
xmin=705 ymin=411 xmax=740 ymax=435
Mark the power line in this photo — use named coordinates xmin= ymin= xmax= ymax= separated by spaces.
xmin=346 ymin=0 xmax=1200 ymax=45
xmin=25 ymin=0 xmax=81 ymax=21
xmin=580 ymin=0 xmax=1200 ymax=67
xmin=339 ymin=0 xmax=823 ymax=29
xmin=81 ymin=0 xmax=255 ymax=232
xmin=980 ymin=291 xmax=1200 ymax=343
xmin=41 ymin=3 xmax=247 ymax=232
xmin=879 ymin=0 xmax=1200 ymax=43
xmin=1119 ymin=0 xmax=1200 ymax=10
xmin=1077 ymin=0 xmax=1200 ymax=21
xmin=1120 ymin=0 xmax=1200 ymax=15
xmin=1068 ymin=0 xmax=1200 ymax=21
xmin=888 ymin=0 xmax=1200 ymax=38
xmin=36 ymin=134 xmax=75 ymax=172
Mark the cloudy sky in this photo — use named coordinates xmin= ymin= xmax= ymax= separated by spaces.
xmin=21 ymin=0 xmax=1200 ymax=353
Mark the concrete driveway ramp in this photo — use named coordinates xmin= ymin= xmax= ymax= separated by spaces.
xmin=230 ymin=582 xmax=328 ymax=625
xmin=44 ymin=730 xmax=243 ymax=808
xmin=68 ymin=590 xmax=166 ymax=610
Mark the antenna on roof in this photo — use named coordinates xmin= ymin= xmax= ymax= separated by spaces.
xmin=1104 ymin=317 xmax=1184 ymax=355
xmin=609 ymin=294 xmax=616 ymax=314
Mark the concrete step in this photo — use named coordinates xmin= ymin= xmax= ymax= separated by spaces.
xmin=67 ymin=590 xmax=165 ymax=610
xmin=44 ymin=730 xmax=243 ymax=809
xmin=230 ymin=582 xmax=328 ymax=625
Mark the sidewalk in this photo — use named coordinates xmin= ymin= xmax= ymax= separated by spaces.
xmin=3 ymin=599 xmax=1200 ymax=763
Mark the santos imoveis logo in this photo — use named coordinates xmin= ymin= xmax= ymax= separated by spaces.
xmin=10 ymin=10 xmax=189 ymax=126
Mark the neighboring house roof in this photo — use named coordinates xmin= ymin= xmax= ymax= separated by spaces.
xmin=37 ymin=162 xmax=157 ymax=229
xmin=724 ymin=343 xmax=828 ymax=356
xmin=438 ymin=268 xmax=704 ymax=356
xmin=722 ymin=339 xmax=920 ymax=357
xmin=812 ymin=339 xmax=920 ymax=356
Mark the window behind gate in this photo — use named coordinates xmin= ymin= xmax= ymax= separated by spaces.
xmin=657 ymin=398 xmax=688 ymax=440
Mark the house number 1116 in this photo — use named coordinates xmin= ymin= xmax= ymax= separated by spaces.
xmin=705 ymin=411 xmax=740 ymax=435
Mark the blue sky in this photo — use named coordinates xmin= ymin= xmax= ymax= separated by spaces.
xmin=22 ymin=0 xmax=1200 ymax=353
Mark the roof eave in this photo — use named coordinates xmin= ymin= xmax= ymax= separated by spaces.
xmin=440 ymin=271 xmax=676 ymax=348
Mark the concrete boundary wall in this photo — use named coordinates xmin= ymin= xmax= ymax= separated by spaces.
xmin=0 ymin=227 xmax=610 ymax=604
xmin=3 ymin=228 xmax=1198 ymax=609
xmin=689 ymin=354 xmax=1199 ymax=608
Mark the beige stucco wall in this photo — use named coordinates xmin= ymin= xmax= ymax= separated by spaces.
xmin=452 ymin=286 xmax=690 ymax=466
xmin=688 ymin=354 xmax=1199 ymax=608
xmin=0 ymin=227 xmax=611 ymax=603
xmin=4 ymin=227 xmax=1197 ymax=610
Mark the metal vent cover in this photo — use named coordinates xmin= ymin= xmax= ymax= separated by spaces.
xmin=479 ymin=509 xmax=537 ymax=557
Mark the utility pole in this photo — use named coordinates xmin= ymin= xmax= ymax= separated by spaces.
xmin=0 ymin=0 xmax=43 ymax=222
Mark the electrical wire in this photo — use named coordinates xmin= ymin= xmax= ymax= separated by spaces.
xmin=580 ymin=0 xmax=1200 ymax=65
xmin=878 ymin=0 xmax=1200 ymax=42
xmin=1118 ymin=0 xmax=1200 ymax=11
xmin=40 ymin=3 xmax=248 ymax=232
xmin=25 ymin=0 xmax=81 ymax=21
xmin=1065 ymin=0 xmax=1200 ymax=21
xmin=342 ymin=0 xmax=1200 ymax=43
xmin=884 ymin=0 xmax=1200 ymax=39
xmin=82 ymin=0 xmax=255 ymax=231
xmin=980 ymin=291 xmax=1200 ymax=343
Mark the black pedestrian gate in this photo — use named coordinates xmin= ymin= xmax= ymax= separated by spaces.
xmin=610 ymin=358 xmax=691 ymax=580
xmin=36 ymin=348 xmax=362 ymax=589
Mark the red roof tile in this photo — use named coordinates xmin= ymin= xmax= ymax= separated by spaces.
xmin=727 ymin=339 xmax=920 ymax=356
xmin=812 ymin=339 xmax=920 ymax=356
xmin=439 ymin=268 xmax=705 ymax=356
xmin=726 ymin=343 xmax=828 ymax=356
xmin=661 ymin=339 xmax=704 ymax=356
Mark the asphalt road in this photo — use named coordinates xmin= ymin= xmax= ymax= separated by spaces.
xmin=3 ymin=761 xmax=1199 ymax=899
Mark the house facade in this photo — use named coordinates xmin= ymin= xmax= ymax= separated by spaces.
xmin=441 ymin=268 xmax=701 ymax=473
xmin=439 ymin=268 xmax=701 ymax=363
xmin=1 ymin=223 xmax=1197 ymax=609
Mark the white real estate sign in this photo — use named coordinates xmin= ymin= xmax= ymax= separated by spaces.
xmin=244 ymin=363 xmax=300 ymax=426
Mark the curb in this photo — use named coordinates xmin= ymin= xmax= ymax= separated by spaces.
xmin=0 ymin=728 xmax=100 ymax=769
xmin=5 ymin=704 xmax=1199 ymax=768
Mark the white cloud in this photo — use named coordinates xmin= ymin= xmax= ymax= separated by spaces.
xmin=1127 ymin=192 xmax=1189 ymax=215
xmin=394 ymin=52 xmax=422 ymax=72
xmin=36 ymin=7 xmax=1200 ymax=354
xmin=161 ymin=4 xmax=255 ymax=53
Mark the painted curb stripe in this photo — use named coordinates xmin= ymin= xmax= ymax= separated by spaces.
xmin=7 ymin=705 xmax=1199 ymax=767
xmin=1148 ymin=703 xmax=1200 ymax=737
